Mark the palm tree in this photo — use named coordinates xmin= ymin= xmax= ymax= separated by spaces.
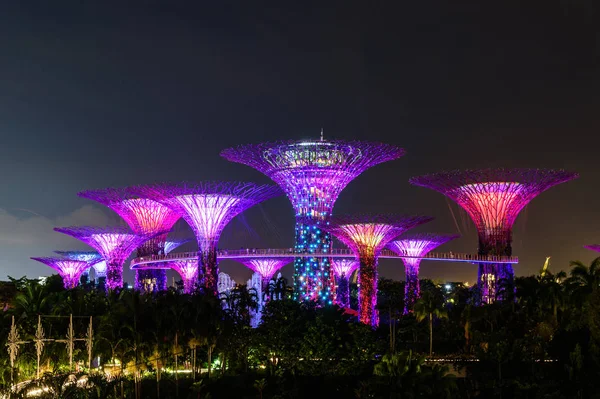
xmin=567 ymin=257 xmax=600 ymax=299
xmin=414 ymin=291 xmax=447 ymax=356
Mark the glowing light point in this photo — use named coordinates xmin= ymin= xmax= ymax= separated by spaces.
xmin=330 ymin=259 xmax=359 ymax=308
xmin=54 ymin=226 xmax=152 ymax=290
xmin=324 ymin=214 xmax=433 ymax=326
xmin=387 ymin=233 xmax=458 ymax=313
xmin=131 ymin=182 xmax=281 ymax=295
xmin=31 ymin=257 xmax=92 ymax=289
xmin=221 ymin=139 xmax=405 ymax=303
xmin=410 ymin=168 xmax=578 ymax=304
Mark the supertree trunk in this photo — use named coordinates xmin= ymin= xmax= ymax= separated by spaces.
xmin=358 ymin=254 xmax=378 ymax=327
xmin=106 ymin=261 xmax=123 ymax=290
xmin=404 ymin=263 xmax=421 ymax=314
xmin=199 ymin=246 xmax=218 ymax=295
xmin=336 ymin=273 xmax=351 ymax=308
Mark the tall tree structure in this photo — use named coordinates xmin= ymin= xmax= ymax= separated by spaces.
xmin=330 ymin=259 xmax=359 ymax=308
xmin=410 ymin=168 xmax=578 ymax=303
xmin=167 ymin=260 xmax=198 ymax=294
xmin=54 ymin=226 xmax=151 ymax=290
xmin=324 ymin=215 xmax=433 ymax=326
xmin=221 ymin=138 xmax=404 ymax=304
xmin=133 ymin=182 xmax=281 ymax=295
xmin=387 ymin=233 xmax=458 ymax=313
xmin=234 ymin=257 xmax=294 ymax=296
xmin=31 ymin=257 xmax=92 ymax=289
xmin=54 ymin=250 xmax=103 ymax=282
xmin=78 ymin=188 xmax=181 ymax=293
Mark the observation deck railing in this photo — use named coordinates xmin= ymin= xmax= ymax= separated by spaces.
xmin=130 ymin=248 xmax=518 ymax=268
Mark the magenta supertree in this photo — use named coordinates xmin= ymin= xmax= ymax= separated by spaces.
xmin=54 ymin=250 xmax=103 ymax=284
xmin=31 ymin=257 xmax=92 ymax=289
xmin=78 ymin=187 xmax=182 ymax=293
xmin=132 ymin=182 xmax=281 ymax=295
xmin=165 ymin=260 xmax=198 ymax=294
xmin=324 ymin=215 xmax=433 ymax=326
xmin=221 ymin=138 xmax=405 ymax=304
xmin=410 ymin=168 xmax=578 ymax=303
xmin=584 ymin=245 xmax=600 ymax=253
xmin=387 ymin=233 xmax=458 ymax=313
xmin=54 ymin=226 xmax=152 ymax=290
xmin=330 ymin=259 xmax=359 ymax=308
xmin=235 ymin=257 xmax=294 ymax=296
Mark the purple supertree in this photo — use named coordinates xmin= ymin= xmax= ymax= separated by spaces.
xmin=324 ymin=215 xmax=433 ymax=326
xmin=54 ymin=250 xmax=103 ymax=284
xmin=78 ymin=187 xmax=182 ymax=293
xmin=167 ymin=260 xmax=198 ymax=294
xmin=387 ymin=233 xmax=458 ymax=313
xmin=410 ymin=168 xmax=578 ymax=304
xmin=330 ymin=259 xmax=359 ymax=308
xmin=235 ymin=257 xmax=294 ymax=297
xmin=221 ymin=138 xmax=405 ymax=304
xmin=584 ymin=245 xmax=600 ymax=253
xmin=54 ymin=226 xmax=152 ymax=290
xmin=132 ymin=182 xmax=281 ymax=295
xmin=31 ymin=257 xmax=92 ymax=289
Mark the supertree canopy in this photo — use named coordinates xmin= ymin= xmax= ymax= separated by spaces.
xmin=410 ymin=168 xmax=578 ymax=303
xmin=330 ymin=259 xmax=359 ymax=308
xmin=31 ymin=257 xmax=92 ymax=289
xmin=54 ymin=250 xmax=104 ymax=282
xmin=235 ymin=257 xmax=294 ymax=294
xmin=166 ymin=259 xmax=198 ymax=294
xmin=324 ymin=214 xmax=433 ymax=326
xmin=54 ymin=226 xmax=152 ymax=290
xmin=164 ymin=238 xmax=191 ymax=254
xmin=387 ymin=233 xmax=458 ymax=313
xmin=221 ymin=138 xmax=405 ymax=304
xmin=132 ymin=181 xmax=281 ymax=295
xmin=78 ymin=187 xmax=182 ymax=293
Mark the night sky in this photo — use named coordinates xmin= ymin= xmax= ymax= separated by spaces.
xmin=0 ymin=2 xmax=598 ymax=285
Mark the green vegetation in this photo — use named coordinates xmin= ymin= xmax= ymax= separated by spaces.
xmin=0 ymin=258 xmax=599 ymax=398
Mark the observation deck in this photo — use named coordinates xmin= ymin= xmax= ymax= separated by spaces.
xmin=130 ymin=248 xmax=518 ymax=269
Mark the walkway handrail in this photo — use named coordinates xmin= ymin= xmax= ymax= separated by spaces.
xmin=130 ymin=248 xmax=518 ymax=268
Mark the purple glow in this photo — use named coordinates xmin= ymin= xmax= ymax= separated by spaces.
xmin=410 ymin=168 xmax=578 ymax=303
xmin=387 ymin=233 xmax=458 ymax=313
xmin=132 ymin=182 xmax=281 ymax=295
xmin=31 ymin=257 xmax=91 ymax=289
xmin=325 ymin=215 xmax=433 ymax=326
xmin=330 ymin=259 xmax=359 ymax=308
xmin=168 ymin=259 xmax=198 ymax=294
xmin=54 ymin=226 xmax=151 ymax=290
xmin=221 ymin=139 xmax=405 ymax=303
xmin=135 ymin=269 xmax=168 ymax=292
xmin=235 ymin=257 xmax=294 ymax=292
xmin=584 ymin=245 xmax=600 ymax=253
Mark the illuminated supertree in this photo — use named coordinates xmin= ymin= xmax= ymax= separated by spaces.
xmin=387 ymin=233 xmax=458 ymax=313
xmin=165 ymin=259 xmax=198 ymax=294
xmin=235 ymin=257 xmax=294 ymax=296
xmin=410 ymin=168 xmax=578 ymax=303
xmin=31 ymin=257 xmax=92 ymax=289
xmin=584 ymin=245 xmax=600 ymax=253
xmin=54 ymin=226 xmax=152 ymax=290
xmin=324 ymin=215 xmax=433 ymax=326
xmin=78 ymin=187 xmax=182 ymax=293
xmin=221 ymin=137 xmax=404 ymax=304
xmin=164 ymin=238 xmax=191 ymax=255
xmin=330 ymin=259 xmax=359 ymax=308
xmin=132 ymin=182 xmax=281 ymax=295
xmin=54 ymin=250 xmax=104 ymax=284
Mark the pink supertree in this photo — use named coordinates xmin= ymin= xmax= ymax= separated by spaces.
xmin=166 ymin=259 xmax=198 ymax=294
xmin=31 ymin=257 xmax=92 ymax=289
xmin=221 ymin=138 xmax=405 ymax=304
xmin=54 ymin=226 xmax=152 ymax=290
xmin=235 ymin=257 xmax=294 ymax=297
xmin=410 ymin=168 xmax=578 ymax=303
xmin=78 ymin=188 xmax=182 ymax=293
xmin=132 ymin=182 xmax=281 ymax=295
xmin=584 ymin=245 xmax=600 ymax=253
xmin=330 ymin=259 xmax=359 ymax=308
xmin=54 ymin=250 xmax=104 ymax=285
xmin=387 ymin=233 xmax=458 ymax=313
xmin=324 ymin=215 xmax=433 ymax=326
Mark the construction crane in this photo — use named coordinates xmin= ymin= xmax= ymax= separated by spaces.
xmin=540 ymin=256 xmax=551 ymax=276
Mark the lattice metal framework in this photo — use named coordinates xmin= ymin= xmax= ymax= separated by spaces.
xmin=167 ymin=259 xmax=198 ymax=294
xmin=31 ymin=257 xmax=92 ymax=289
xmin=132 ymin=181 xmax=281 ymax=295
xmin=410 ymin=168 xmax=578 ymax=303
xmin=324 ymin=214 xmax=433 ymax=326
xmin=54 ymin=250 xmax=103 ymax=280
xmin=387 ymin=233 xmax=458 ymax=313
xmin=235 ymin=257 xmax=294 ymax=293
xmin=54 ymin=226 xmax=151 ymax=290
xmin=584 ymin=245 xmax=600 ymax=253
xmin=330 ymin=259 xmax=359 ymax=308
xmin=221 ymin=138 xmax=405 ymax=304
xmin=164 ymin=238 xmax=191 ymax=254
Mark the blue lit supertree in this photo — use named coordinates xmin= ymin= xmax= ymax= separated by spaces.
xmin=221 ymin=137 xmax=404 ymax=304
xmin=54 ymin=250 xmax=104 ymax=284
